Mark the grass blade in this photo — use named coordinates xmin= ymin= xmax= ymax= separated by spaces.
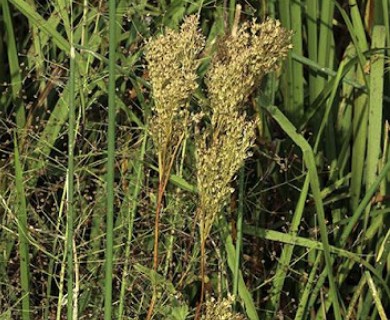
xmin=104 ymin=0 xmax=117 ymax=317
xmin=2 ymin=0 xmax=25 ymax=128
xmin=365 ymin=25 xmax=386 ymax=228
xmin=365 ymin=271 xmax=388 ymax=320
xmin=265 ymin=105 xmax=342 ymax=319
xmin=8 ymin=0 xmax=70 ymax=52
xmin=66 ymin=10 xmax=77 ymax=317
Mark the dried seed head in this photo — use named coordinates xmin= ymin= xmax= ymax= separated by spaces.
xmin=196 ymin=18 xmax=292 ymax=242
xmin=202 ymin=294 xmax=246 ymax=320
xmin=146 ymin=15 xmax=205 ymax=157
xmin=196 ymin=115 xmax=257 ymax=241
xmin=206 ymin=18 xmax=293 ymax=116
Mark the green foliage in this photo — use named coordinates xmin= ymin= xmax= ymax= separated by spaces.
xmin=0 ymin=1 xmax=389 ymax=319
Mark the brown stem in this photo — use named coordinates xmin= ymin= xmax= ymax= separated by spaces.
xmin=147 ymin=134 xmax=185 ymax=320
xmin=195 ymin=237 xmax=206 ymax=320
xmin=146 ymin=177 xmax=166 ymax=320
xmin=146 ymin=289 xmax=156 ymax=320
xmin=153 ymin=181 xmax=165 ymax=271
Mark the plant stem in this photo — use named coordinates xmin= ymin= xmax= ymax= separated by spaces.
xmin=104 ymin=0 xmax=116 ymax=317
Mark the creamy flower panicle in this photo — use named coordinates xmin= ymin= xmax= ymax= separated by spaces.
xmin=146 ymin=16 xmax=205 ymax=163
xmin=146 ymin=14 xmax=292 ymax=262
xmin=196 ymin=18 xmax=293 ymax=243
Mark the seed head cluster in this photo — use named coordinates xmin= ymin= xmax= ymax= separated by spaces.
xmin=201 ymin=295 xmax=246 ymax=320
xmin=206 ymin=18 xmax=293 ymax=117
xmin=196 ymin=18 xmax=292 ymax=241
xmin=145 ymin=15 xmax=205 ymax=163
xmin=146 ymin=15 xmax=292 ymax=245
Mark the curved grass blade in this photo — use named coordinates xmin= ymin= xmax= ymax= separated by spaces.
xmin=265 ymin=105 xmax=342 ymax=319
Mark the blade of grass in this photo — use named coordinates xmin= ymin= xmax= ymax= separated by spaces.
xmin=345 ymin=276 xmax=366 ymax=320
xmin=278 ymin=0 xmax=297 ymax=123
xmin=54 ymin=0 xmax=72 ymax=39
xmin=104 ymin=0 xmax=117 ymax=317
xmin=381 ymin=0 xmax=390 ymax=58
xmin=364 ymin=25 xmax=386 ymax=229
xmin=317 ymin=0 xmax=334 ymax=92
xmin=66 ymin=6 xmax=77 ymax=316
xmin=335 ymin=2 xmax=369 ymax=213
xmin=265 ymin=105 xmax=342 ymax=319
xmin=335 ymin=1 xmax=369 ymax=88
xmin=290 ymin=0 xmax=304 ymax=121
xmin=340 ymin=158 xmax=390 ymax=246
xmin=242 ymin=225 xmax=389 ymax=297
xmin=2 ymin=0 xmax=25 ymax=129
xmin=306 ymin=0 xmax=318 ymax=105
xmin=365 ymin=271 xmax=388 ymax=320
xmin=8 ymin=0 xmax=70 ymax=52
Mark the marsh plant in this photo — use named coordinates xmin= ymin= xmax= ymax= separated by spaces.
xmin=146 ymin=14 xmax=292 ymax=316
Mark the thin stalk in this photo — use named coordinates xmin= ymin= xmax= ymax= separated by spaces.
xmin=66 ymin=9 xmax=77 ymax=317
xmin=13 ymin=134 xmax=30 ymax=320
xmin=49 ymin=177 xmax=67 ymax=320
xmin=103 ymin=0 xmax=116 ymax=318
xmin=164 ymin=138 xmax=188 ymax=277
xmin=72 ymin=238 xmax=79 ymax=319
xmin=146 ymin=178 xmax=169 ymax=320
xmin=294 ymin=254 xmax=322 ymax=320
xmin=268 ymin=175 xmax=310 ymax=314
xmin=153 ymin=175 xmax=166 ymax=271
xmin=233 ymin=166 xmax=245 ymax=304
xmin=345 ymin=277 xmax=366 ymax=320
xmin=365 ymin=271 xmax=388 ymax=320
xmin=228 ymin=0 xmax=236 ymax=28
xmin=194 ymin=235 xmax=207 ymax=320
xmin=118 ymin=134 xmax=147 ymax=318
xmin=147 ymin=134 xmax=184 ymax=320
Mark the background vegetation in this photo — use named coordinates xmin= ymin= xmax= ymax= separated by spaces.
xmin=0 ymin=0 xmax=389 ymax=319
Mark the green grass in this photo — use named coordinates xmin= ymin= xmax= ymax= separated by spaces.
xmin=0 ymin=0 xmax=389 ymax=319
